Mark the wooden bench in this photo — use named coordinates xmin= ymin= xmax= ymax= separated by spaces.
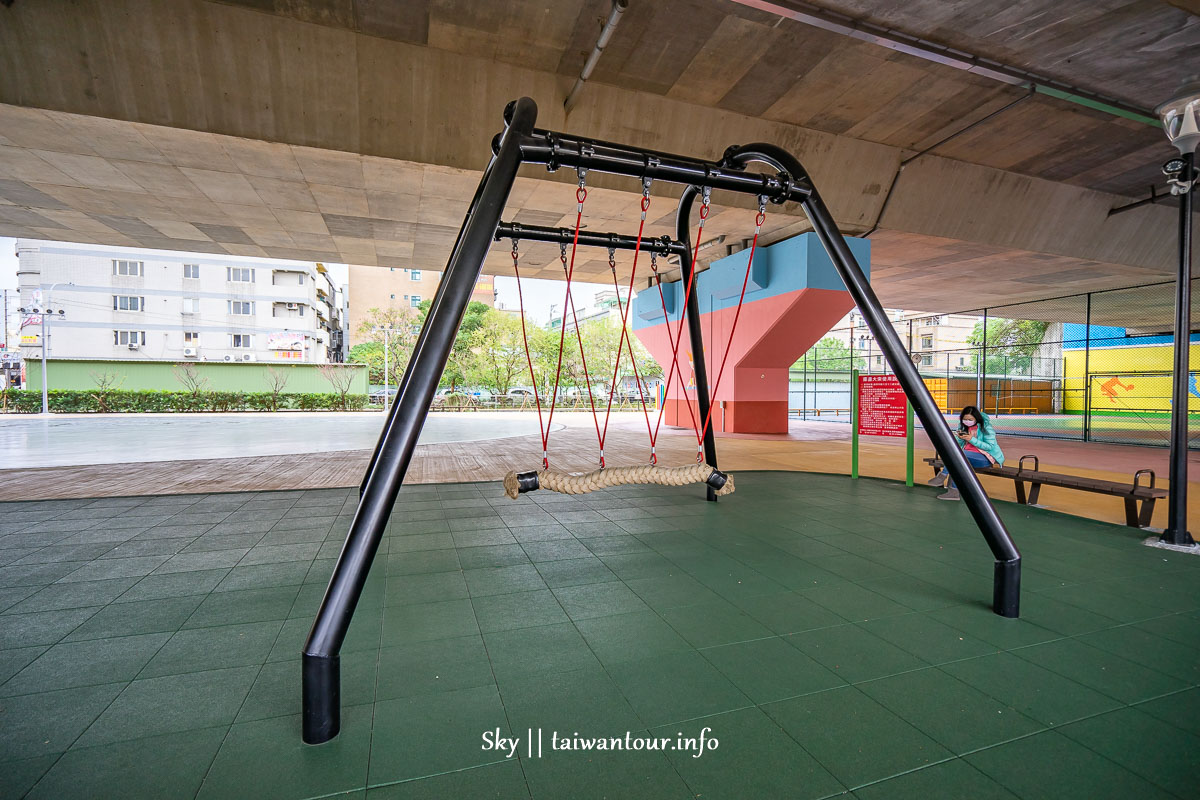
xmin=924 ymin=454 xmax=1168 ymax=528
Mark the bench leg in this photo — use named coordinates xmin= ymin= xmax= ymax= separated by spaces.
xmin=1123 ymin=498 xmax=1139 ymax=528
xmin=1014 ymin=480 xmax=1028 ymax=505
xmin=1028 ymin=483 xmax=1042 ymax=505
xmin=1138 ymin=499 xmax=1156 ymax=528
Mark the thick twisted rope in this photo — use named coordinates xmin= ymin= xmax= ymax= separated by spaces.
xmin=504 ymin=463 xmax=734 ymax=500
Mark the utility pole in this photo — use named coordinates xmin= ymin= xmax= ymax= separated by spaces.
xmin=374 ymin=327 xmax=399 ymax=410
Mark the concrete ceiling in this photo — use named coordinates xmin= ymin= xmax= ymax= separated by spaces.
xmin=0 ymin=0 xmax=1197 ymax=312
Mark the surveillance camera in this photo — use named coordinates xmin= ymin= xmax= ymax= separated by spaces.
xmin=1163 ymin=158 xmax=1186 ymax=177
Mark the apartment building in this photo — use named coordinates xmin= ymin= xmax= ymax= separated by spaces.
xmin=15 ymin=240 xmax=346 ymax=364
xmin=346 ymin=265 xmax=497 ymax=346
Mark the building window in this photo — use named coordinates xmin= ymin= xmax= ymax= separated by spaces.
xmin=183 ymin=298 xmax=200 ymax=314
xmin=113 ymin=330 xmax=145 ymax=346
xmin=183 ymin=264 xmax=200 ymax=279
xmin=390 ymin=294 xmax=396 ymax=299
xmin=921 ymin=354 xmax=933 ymax=366
xmin=298 ymin=273 xmax=305 ymax=285
xmin=411 ymin=270 xmax=421 ymax=281
xmin=921 ymin=335 xmax=933 ymax=349
xmin=226 ymin=267 xmax=255 ymax=283
xmin=112 ymin=295 xmax=143 ymax=311
xmin=298 ymin=305 xmax=305 ymax=317
xmin=228 ymin=300 xmax=254 ymax=315
xmin=184 ymin=331 xmax=200 ymax=344
xmin=113 ymin=259 xmax=143 ymax=276
xmin=410 ymin=296 xmax=421 ymax=307
xmin=959 ymin=357 xmax=965 ymax=366
xmin=231 ymin=334 xmax=253 ymax=348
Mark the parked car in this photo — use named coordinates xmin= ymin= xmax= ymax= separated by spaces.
xmin=506 ymin=388 xmax=535 ymax=400
xmin=369 ymin=387 xmax=398 ymax=404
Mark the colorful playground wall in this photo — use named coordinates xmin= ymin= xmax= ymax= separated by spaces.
xmin=632 ymin=233 xmax=868 ymax=434
xmin=1061 ymin=324 xmax=1200 ymax=415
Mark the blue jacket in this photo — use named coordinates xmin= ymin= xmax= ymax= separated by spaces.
xmin=957 ymin=410 xmax=1004 ymax=465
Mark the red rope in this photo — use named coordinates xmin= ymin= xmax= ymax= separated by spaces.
xmin=652 ymin=195 xmax=709 ymax=457
xmin=510 ymin=244 xmax=549 ymax=468
xmin=697 ymin=205 xmax=766 ymax=443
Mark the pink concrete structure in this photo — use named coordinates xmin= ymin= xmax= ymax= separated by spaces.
xmin=633 ymin=233 xmax=869 ymax=434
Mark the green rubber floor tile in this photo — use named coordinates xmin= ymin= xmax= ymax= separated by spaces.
xmin=580 ymin=535 xmax=650 ymax=556
xmin=1134 ymin=611 xmax=1200 ymax=648
xmin=659 ymin=600 xmax=772 ymax=648
xmin=858 ymin=612 xmax=998 ymax=665
xmin=727 ymin=590 xmax=847 ymax=634
xmin=472 ymin=589 xmax=569 ymax=633
xmin=0 ymin=561 xmax=88 ymax=588
xmin=199 ymin=704 xmax=372 ymax=800
xmin=8 ymin=577 xmax=139 ymax=614
xmin=366 ymin=760 xmax=529 ymax=799
xmin=940 ymin=652 xmax=1121 ymax=727
xmin=519 ymin=745 xmax=692 ymax=800
xmin=858 ymin=667 xmax=1042 ymax=754
xmin=762 ymin=684 xmax=952 ymax=788
xmin=75 ymin=665 xmax=257 ymax=747
xmin=597 ymin=552 xmax=678 ymax=580
xmin=1040 ymin=583 xmax=1168 ymax=625
xmin=1 ymin=632 xmax=170 ymax=696
xmin=115 ymin=568 xmax=229 ymax=603
xmin=483 ymin=623 xmax=599 ymax=681
xmin=0 ymin=754 xmax=60 ymax=800
xmin=63 ymin=595 xmax=203 ymax=642
xmin=1017 ymin=591 xmax=1123 ymax=636
xmin=807 ymin=553 xmax=904 ymax=583
xmin=533 ymin=556 xmax=617 ymax=589
xmin=926 ymin=604 xmax=1060 ymax=650
xmin=1058 ymin=706 xmax=1200 ymax=798
xmin=182 ymin=585 xmax=301 ymax=629
xmin=379 ymin=597 xmax=477 ymax=647
xmin=518 ymin=539 xmax=592 ymax=563
xmin=1012 ymin=637 xmax=1187 ymax=704
xmin=964 ymin=730 xmax=1177 ymax=800
xmin=510 ymin=524 xmax=575 ymax=542
xmin=0 ymin=606 xmax=100 ymax=649
xmin=384 ymin=571 xmax=469 ymax=606
xmin=854 ymin=758 xmax=1017 ymax=799
xmin=551 ymin=581 xmax=649 ymax=620
xmin=388 ymin=533 xmax=455 ymax=554
xmin=0 ymin=645 xmax=47 ymax=685
xmin=607 ymin=651 xmax=751 ymax=728
xmin=652 ymin=707 xmax=845 ymax=800
xmin=1134 ymin=687 xmax=1200 ymax=737
xmin=384 ymin=548 xmax=460 ymax=576
xmin=240 ymin=654 xmax=378 ymax=722
xmin=464 ymin=564 xmax=548 ymax=597
xmin=1077 ymin=624 xmax=1200 ymax=684
xmin=214 ymin=561 xmax=311 ymax=592
xmin=622 ymin=573 xmax=721 ymax=610
xmin=139 ymin=619 xmax=283 ymax=678
xmin=451 ymin=528 xmax=518 ymax=548
xmin=0 ymin=682 xmax=124 ymax=760
xmin=0 ymin=585 xmax=40 ymax=613
xmin=497 ymin=664 xmax=643 ymax=735
xmin=803 ymin=582 xmax=913 ymax=622
xmin=375 ymin=635 xmax=494 ymax=702
xmin=26 ymin=726 xmax=226 ymax=800
xmin=701 ymin=636 xmax=845 ymax=703
xmin=573 ymin=610 xmax=692 ymax=667
xmin=369 ymin=686 xmax=510 ymax=785
xmin=787 ymin=623 xmax=928 ymax=683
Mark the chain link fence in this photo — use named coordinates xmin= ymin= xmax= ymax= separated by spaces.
xmin=792 ymin=278 xmax=1198 ymax=449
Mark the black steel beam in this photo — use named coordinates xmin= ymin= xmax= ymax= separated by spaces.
xmin=675 ymin=185 xmax=720 ymax=500
xmin=721 ymin=141 xmax=1021 ymax=617
xmin=301 ymin=97 xmax=539 ymax=744
xmin=496 ymin=222 xmax=687 ymax=257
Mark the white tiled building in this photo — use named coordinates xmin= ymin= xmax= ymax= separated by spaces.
xmin=15 ymin=240 xmax=347 ymax=364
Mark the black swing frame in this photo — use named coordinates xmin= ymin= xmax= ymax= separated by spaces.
xmin=302 ymin=96 xmax=1021 ymax=744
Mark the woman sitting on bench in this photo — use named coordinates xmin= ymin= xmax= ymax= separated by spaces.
xmin=928 ymin=405 xmax=1005 ymax=501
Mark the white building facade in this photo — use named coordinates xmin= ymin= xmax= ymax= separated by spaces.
xmin=15 ymin=240 xmax=346 ymax=365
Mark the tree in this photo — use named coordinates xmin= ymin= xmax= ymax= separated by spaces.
xmin=441 ymin=301 xmax=492 ymax=391
xmin=351 ymin=306 xmax=421 ymax=388
xmin=967 ymin=318 xmax=1050 ymax=375
xmin=89 ymin=369 xmax=125 ymax=413
xmin=264 ymin=366 xmax=290 ymax=412
xmin=795 ymin=336 xmax=865 ymax=373
xmin=466 ymin=310 xmax=526 ymax=395
xmin=348 ymin=341 xmax=386 ymax=385
xmin=318 ymin=364 xmax=357 ymax=410
xmin=173 ymin=362 xmax=209 ymax=396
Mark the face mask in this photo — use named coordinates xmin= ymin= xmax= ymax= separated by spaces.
xmin=964 ymin=419 xmax=978 ymax=428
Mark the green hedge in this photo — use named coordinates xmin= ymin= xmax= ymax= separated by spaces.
xmin=0 ymin=389 xmax=369 ymax=413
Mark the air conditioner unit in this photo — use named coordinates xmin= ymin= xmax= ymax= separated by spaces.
xmin=183 ymin=347 xmax=198 ymax=358
xmin=223 ymin=354 xmax=234 ymax=362
xmin=285 ymin=303 xmax=299 ymax=310
xmin=241 ymin=353 xmax=256 ymax=362
xmin=127 ymin=343 xmax=139 ymax=350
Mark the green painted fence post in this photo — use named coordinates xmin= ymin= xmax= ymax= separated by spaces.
xmin=851 ymin=368 xmax=859 ymax=479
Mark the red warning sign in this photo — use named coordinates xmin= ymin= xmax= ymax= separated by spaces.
xmin=857 ymin=374 xmax=907 ymax=437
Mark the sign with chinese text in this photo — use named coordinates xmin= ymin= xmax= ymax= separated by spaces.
xmin=266 ymin=331 xmax=305 ymax=351
xmin=273 ymin=350 xmax=304 ymax=360
xmin=857 ymin=374 xmax=907 ymax=437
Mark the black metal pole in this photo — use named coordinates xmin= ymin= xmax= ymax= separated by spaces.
xmin=1162 ymin=150 xmax=1196 ymax=548
xmin=675 ymin=185 xmax=720 ymax=500
xmin=719 ymin=143 xmax=1021 ymax=617
xmin=495 ymin=222 xmax=686 ymax=258
xmin=302 ymin=97 xmax=539 ymax=744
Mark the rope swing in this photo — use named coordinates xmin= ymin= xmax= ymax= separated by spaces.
xmin=503 ymin=172 xmax=765 ymax=499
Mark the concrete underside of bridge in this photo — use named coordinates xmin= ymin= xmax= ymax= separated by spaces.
xmin=1 ymin=0 xmax=1198 ymax=314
